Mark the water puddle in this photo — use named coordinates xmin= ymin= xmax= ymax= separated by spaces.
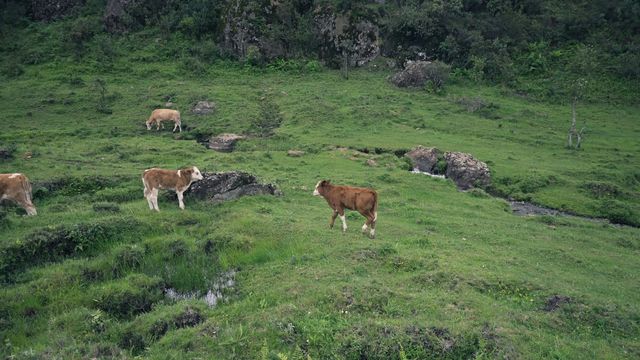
xmin=165 ymin=269 xmax=237 ymax=307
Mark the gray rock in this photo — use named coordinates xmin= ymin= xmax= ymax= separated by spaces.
xmin=185 ymin=171 xmax=281 ymax=202
xmin=390 ymin=60 xmax=450 ymax=88
xmin=366 ymin=159 xmax=377 ymax=167
xmin=207 ymin=133 xmax=244 ymax=152
xmin=0 ymin=149 xmax=12 ymax=160
xmin=314 ymin=6 xmax=380 ymax=67
xmin=287 ymin=150 xmax=305 ymax=157
xmin=103 ymin=0 xmax=136 ymax=33
xmin=30 ymin=0 xmax=83 ymax=21
xmin=191 ymin=101 xmax=216 ymax=115
xmin=405 ymin=146 xmax=441 ymax=173
xmin=444 ymin=152 xmax=491 ymax=190
xmin=164 ymin=102 xmax=176 ymax=108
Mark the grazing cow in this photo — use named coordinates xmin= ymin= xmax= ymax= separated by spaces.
xmin=146 ymin=109 xmax=182 ymax=133
xmin=0 ymin=173 xmax=37 ymax=216
xmin=313 ymin=180 xmax=378 ymax=239
xmin=142 ymin=166 xmax=203 ymax=211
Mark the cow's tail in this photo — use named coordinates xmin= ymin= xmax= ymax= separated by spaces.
xmin=20 ymin=175 xmax=37 ymax=215
xmin=372 ymin=191 xmax=378 ymax=223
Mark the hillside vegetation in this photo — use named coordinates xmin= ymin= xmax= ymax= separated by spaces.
xmin=1 ymin=1 xmax=639 ymax=359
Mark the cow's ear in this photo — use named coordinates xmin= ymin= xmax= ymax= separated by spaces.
xmin=183 ymin=168 xmax=193 ymax=174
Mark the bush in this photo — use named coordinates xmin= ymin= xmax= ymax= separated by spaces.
xmin=0 ymin=143 xmax=17 ymax=160
xmin=92 ymin=202 xmax=121 ymax=213
xmin=248 ymin=96 xmax=283 ymax=137
xmin=599 ymin=200 xmax=639 ymax=227
xmin=94 ymin=274 xmax=164 ymax=319
xmin=1 ymin=59 xmax=24 ymax=78
xmin=0 ymin=219 xmax=144 ymax=282
xmin=112 ymin=244 xmax=145 ymax=276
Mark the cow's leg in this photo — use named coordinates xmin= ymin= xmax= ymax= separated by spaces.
xmin=329 ymin=209 xmax=338 ymax=228
xmin=338 ymin=208 xmax=347 ymax=232
xmin=151 ymin=188 xmax=160 ymax=211
xmin=173 ymin=122 xmax=178 ymax=132
xmin=369 ymin=213 xmax=377 ymax=239
xmin=145 ymin=190 xmax=154 ymax=210
xmin=177 ymin=191 xmax=185 ymax=210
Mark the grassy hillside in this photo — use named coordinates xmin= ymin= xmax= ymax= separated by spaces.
xmin=1 ymin=57 xmax=639 ymax=359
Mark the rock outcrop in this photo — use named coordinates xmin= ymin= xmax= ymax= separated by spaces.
xmin=314 ymin=7 xmax=379 ymax=68
xmin=191 ymin=101 xmax=216 ymax=115
xmin=444 ymin=152 xmax=491 ymax=190
xmin=185 ymin=171 xmax=281 ymax=202
xmin=405 ymin=146 xmax=441 ymax=173
xmin=207 ymin=134 xmax=244 ymax=152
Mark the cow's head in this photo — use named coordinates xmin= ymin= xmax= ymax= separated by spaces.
xmin=146 ymin=119 xmax=153 ymax=130
xmin=191 ymin=166 xmax=204 ymax=181
xmin=313 ymin=180 xmax=330 ymax=196
xmin=179 ymin=166 xmax=204 ymax=181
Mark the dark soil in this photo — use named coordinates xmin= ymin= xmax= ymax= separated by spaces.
xmin=544 ymin=295 xmax=571 ymax=312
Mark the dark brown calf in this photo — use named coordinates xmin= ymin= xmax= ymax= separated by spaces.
xmin=313 ymin=180 xmax=378 ymax=238
xmin=0 ymin=173 xmax=37 ymax=216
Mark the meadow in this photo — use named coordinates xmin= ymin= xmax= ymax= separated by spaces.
xmin=0 ymin=55 xmax=639 ymax=359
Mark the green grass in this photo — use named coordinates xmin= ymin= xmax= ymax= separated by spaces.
xmin=0 ymin=55 xmax=639 ymax=359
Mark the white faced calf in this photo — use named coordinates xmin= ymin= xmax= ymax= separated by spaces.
xmin=0 ymin=173 xmax=37 ymax=216
xmin=142 ymin=166 xmax=203 ymax=211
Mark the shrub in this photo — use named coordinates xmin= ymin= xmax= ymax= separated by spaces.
xmin=92 ymin=202 xmax=121 ymax=213
xmin=112 ymin=244 xmax=145 ymax=276
xmin=248 ymin=96 xmax=283 ymax=137
xmin=92 ymin=78 xmax=112 ymax=114
xmin=1 ymin=59 xmax=24 ymax=78
xmin=0 ymin=143 xmax=17 ymax=160
xmin=93 ymin=186 xmax=139 ymax=203
xmin=599 ymin=200 xmax=639 ymax=227
xmin=94 ymin=274 xmax=164 ymax=319
xmin=581 ymin=182 xmax=622 ymax=199
xmin=0 ymin=219 xmax=144 ymax=282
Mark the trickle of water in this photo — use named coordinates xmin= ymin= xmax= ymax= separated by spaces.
xmin=411 ymin=168 xmax=446 ymax=179
xmin=164 ymin=269 xmax=237 ymax=307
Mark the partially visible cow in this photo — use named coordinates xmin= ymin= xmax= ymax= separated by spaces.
xmin=146 ymin=109 xmax=182 ymax=133
xmin=0 ymin=173 xmax=37 ymax=216
xmin=142 ymin=166 xmax=203 ymax=211
xmin=313 ymin=180 xmax=378 ymax=239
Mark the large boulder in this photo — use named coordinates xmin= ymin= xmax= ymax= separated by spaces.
xmin=390 ymin=60 xmax=450 ymax=88
xmin=207 ymin=133 xmax=244 ymax=152
xmin=185 ymin=172 xmax=281 ymax=202
xmin=444 ymin=152 xmax=491 ymax=190
xmin=405 ymin=146 xmax=441 ymax=173
xmin=30 ymin=0 xmax=84 ymax=21
xmin=191 ymin=101 xmax=216 ymax=115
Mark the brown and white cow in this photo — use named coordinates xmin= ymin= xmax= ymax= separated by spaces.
xmin=146 ymin=109 xmax=182 ymax=133
xmin=313 ymin=180 xmax=378 ymax=239
xmin=0 ymin=173 xmax=37 ymax=216
xmin=142 ymin=166 xmax=203 ymax=211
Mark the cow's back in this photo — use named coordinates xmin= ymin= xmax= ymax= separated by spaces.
xmin=0 ymin=174 xmax=26 ymax=199
xmin=334 ymin=186 xmax=376 ymax=211
xmin=151 ymin=109 xmax=179 ymax=120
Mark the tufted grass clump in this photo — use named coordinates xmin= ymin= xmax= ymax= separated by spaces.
xmin=93 ymin=274 xmax=164 ymax=319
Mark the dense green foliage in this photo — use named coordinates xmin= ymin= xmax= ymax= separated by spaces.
xmin=1 ymin=0 xmax=639 ymax=102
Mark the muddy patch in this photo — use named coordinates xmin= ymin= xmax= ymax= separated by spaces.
xmin=165 ymin=269 xmax=237 ymax=307
xmin=543 ymin=295 xmax=571 ymax=312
